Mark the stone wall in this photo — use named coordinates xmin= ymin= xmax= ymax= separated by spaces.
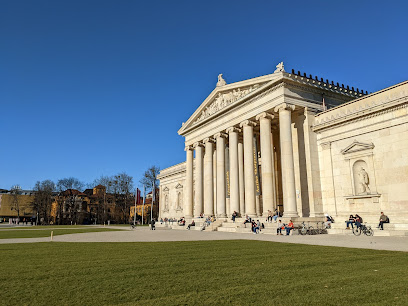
xmin=314 ymin=81 xmax=408 ymax=223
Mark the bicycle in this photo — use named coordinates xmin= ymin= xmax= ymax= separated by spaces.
xmin=352 ymin=223 xmax=374 ymax=236
xmin=299 ymin=222 xmax=314 ymax=235
xmin=316 ymin=221 xmax=328 ymax=234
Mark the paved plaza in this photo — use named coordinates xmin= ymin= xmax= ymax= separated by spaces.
xmin=1 ymin=227 xmax=407 ymax=252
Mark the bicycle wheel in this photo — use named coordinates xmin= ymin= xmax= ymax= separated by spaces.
xmin=300 ymin=227 xmax=308 ymax=235
xmin=352 ymin=227 xmax=361 ymax=236
xmin=307 ymin=226 xmax=314 ymax=235
xmin=365 ymin=227 xmax=374 ymax=236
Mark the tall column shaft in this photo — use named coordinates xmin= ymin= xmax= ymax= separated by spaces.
xmin=275 ymin=103 xmax=299 ymax=218
xmin=238 ymin=142 xmax=245 ymax=215
xmin=194 ymin=142 xmax=204 ymax=217
xmin=227 ymin=127 xmax=241 ymax=215
xmin=215 ymin=133 xmax=227 ymax=217
xmin=256 ymin=112 xmax=275 ymax=216
xmin=203 ymin=138 xmax=214 ymax=216
xmin=240 ymin=120 xmax=257 ymax=217
xmin=184 ymin=146 xmax=194 ymax=218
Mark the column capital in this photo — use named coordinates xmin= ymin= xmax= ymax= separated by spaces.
xmin=202 ymin=137 xmax=215 ymax=144
xmin=274 ymin=103 xmax=295 ymax=113
xmin=193 ymin=142 xmax=204 ymax=148
xmin=226 ymin=127 xmax=242 ymax=134
xmin=184 ymin=145 xmax=194 ymax=151
xmin=214 ymin=132 xmax=228 ymax=139
xmin=239 ymin=120 xmax=257 ymax=128
xmin=256 ymin=112 xmax=274 ymax=121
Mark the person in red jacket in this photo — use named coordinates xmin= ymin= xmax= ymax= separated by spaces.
xmin=285 ymin=220 xmax=294 ymax=235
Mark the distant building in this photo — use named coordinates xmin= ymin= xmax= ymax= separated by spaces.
xmin=0 ymin=190 xmax=36 ymax=223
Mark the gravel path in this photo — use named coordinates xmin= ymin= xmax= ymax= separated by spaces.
xmin=1 ymin=227 xmax=407 ymax=252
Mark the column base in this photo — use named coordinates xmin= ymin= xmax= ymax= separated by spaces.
xmin=217 ymin=213 xmax=227 ymax=218
xmin=283 ymin=212 xmax=299 ymax=218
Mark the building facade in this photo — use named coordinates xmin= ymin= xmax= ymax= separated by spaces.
xmin=158 ymin=63 xmax=408 ymax=223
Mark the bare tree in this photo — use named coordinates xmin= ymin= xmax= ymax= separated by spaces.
xmin=140 ymin=166 xmax=160 ymax=221
xmin=140 ymin=166 xmax=160 ymax=192
xmin=56 ymin=177 xmax=84 ymax=191
xmin=32 ymin=180 xmax=55 ymax=224
xmin=91 ymin=175 xmax=115 ymax=193
xmin=10 ymin=185 xmax=22 ymax=223
xmin=111 ymin=173 xmax=134 ymax=223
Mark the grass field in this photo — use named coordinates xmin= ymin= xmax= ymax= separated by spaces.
xmin=1 ymin=240 xmax=407 ymax=305
xmin=0 ymin=228 xmax=123 ymax=239
xmin=0 ymin=225 xmax=91 ymax=230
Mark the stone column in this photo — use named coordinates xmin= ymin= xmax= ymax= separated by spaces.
xmin=203 ymin=138 xmax=214 ymax=216
xmin=213 ymin=149 xmax=217 ymax=215
xmin=256 ymin=112 xmax=275 ymax=216
xmin=184 ymin=145 xmax=194 ymax=218
xmin=238 ymin=141 xmax=245 ymax=216
xmin=274 ymin=103 xmax=299 ymax=218
xmin=215 ymin=132 xmax=228 ymax=217
xmin=239 ymin=120 xmax=257 ymax=217
xmin=226 ymin=127 xmax=241 ymax=215
xmin=193 ymin=142 xmax=204 ymax=217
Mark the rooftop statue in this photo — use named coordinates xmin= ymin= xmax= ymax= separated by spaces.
xmin=274 ymin=62 xmax=285 ymax=73
xmin=216 ymin=74 xmax=227 ymax=87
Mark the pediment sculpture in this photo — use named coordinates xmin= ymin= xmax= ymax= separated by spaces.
xmin=194 ymin=84 xmax=261 ymax=124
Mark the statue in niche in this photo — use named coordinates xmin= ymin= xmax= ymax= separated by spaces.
xmin=357 ymin=167 xmax=371 ymax=194
xmin=216 ymin=74 xmax=227 ymax=87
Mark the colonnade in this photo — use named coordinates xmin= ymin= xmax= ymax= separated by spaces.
xmin=184 ymin=103 xmax=299 ymax=219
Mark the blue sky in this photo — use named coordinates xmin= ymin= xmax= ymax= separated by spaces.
xmin=1 ymin=0 xmax=407 ymax=190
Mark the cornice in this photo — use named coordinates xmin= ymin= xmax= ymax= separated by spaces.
xmin=313 ymin=98 xmax=408 ymax=132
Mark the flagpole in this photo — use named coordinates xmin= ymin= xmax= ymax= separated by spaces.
xmin=142 ymin=185 xmax=146 ymax=225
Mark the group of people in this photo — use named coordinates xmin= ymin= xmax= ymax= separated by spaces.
xmin=345 ymin=212 xmax=390 ymax=230
xmin=276 ymin=219 xmax=294 ymax=235
xmin=250 ymin=219 xmax=264 ymax=234
xmin=267 ymin=209 xmax=282 ymax=223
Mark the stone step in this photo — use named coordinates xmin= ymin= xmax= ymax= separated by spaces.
xmin=327 ymin=228 xmax=408 ymax=237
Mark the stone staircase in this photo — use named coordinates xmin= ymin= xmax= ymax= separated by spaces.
xmin=327 ymin=222 xmax=408 ymax=236
xmin=157 ymin=217 xmax=408 ymax=236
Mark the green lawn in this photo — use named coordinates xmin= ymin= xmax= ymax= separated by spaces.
xmin=0 ymin=225 xmax=91 ymax=230
xmin=1 ymin=241 xmax=407 ymax=305
xmin=0 ymin=228 xmax=122 ymax=239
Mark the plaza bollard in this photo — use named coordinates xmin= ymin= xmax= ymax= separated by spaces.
xmin=50 ymin=231 xmax=53 ymax=241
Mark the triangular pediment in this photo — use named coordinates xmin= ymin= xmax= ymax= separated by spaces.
xmin=175 ymin=183 xmax=183 ymax=189
xmin=178 ymin=73 xmax=282 ymax=135
xmin=341 ymin=140 xmax=374 ymax=154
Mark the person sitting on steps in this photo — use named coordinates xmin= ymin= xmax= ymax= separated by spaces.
xmin=346 ymin=215 xmax=355 ymax=229
xmin=355 ymin=214 xmax=363 ymax=228
xmin=378 ymin=212 xmax=389 ymax=230
xmin=187 ymin=220 xmax=195 ymax=230
xmin=285 ymin=220 xmax=294 ymax=235
xmin=277 ymin=219 xmax=284 ymax=235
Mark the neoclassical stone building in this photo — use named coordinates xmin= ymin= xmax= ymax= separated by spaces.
xmin=158 ymin=63 xmax=408 ymax=223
